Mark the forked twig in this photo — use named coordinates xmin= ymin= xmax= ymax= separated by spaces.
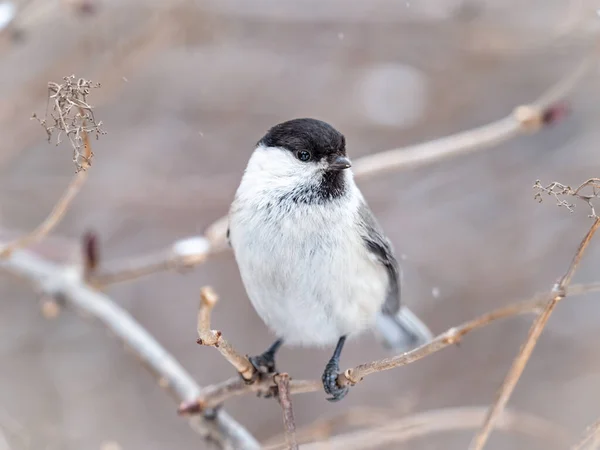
xmin=534 ymin=178 xmax=600 ymax=217
xmin=468 ymin=217 xmax=600 ymax=450
xmin=196 ymin=287 xmax=256 ymax=382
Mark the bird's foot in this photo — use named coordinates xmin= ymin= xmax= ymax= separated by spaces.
xmin=322 ymin=359 xmax=349 ymax=402
xmin=245 ymin=348 xmax=280 ymax=399
xmin=243 ymin=339 xmax=283 ymax=396
xmin=248 ymin=351 xmax=278 ymax=378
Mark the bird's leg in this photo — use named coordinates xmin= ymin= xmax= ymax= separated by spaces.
xmin=248 ymin=338 xmax=283 ymax=379
xmin=322 ymin=335 xmax=349 ymax=402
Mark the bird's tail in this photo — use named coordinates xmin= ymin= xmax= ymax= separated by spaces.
xmin=374 ymin=307 xmax=433 ymax=352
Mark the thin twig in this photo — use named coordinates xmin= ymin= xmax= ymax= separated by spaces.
xmin=0 ymin=170 xmax=88 ymax=258
xmin=0 ymin=248 xmax=260 ymax=450
xmin=468 ymin=217 xmax=600 ymax=450
xmin=178 ymin=376 xmax=317 ymax=415
xmin=177 ymin=281 xmax=600 ymax=414
xmin=90 ymin=236 xmax=215 ymax=286
xmin=87 ymin=46 xmax=595 ymax=286
xmin=274 ymin=373 xmax=298 ymax=450
xmin=0 ymin=101 xmax=97 ymax=259
xmin=572 ymin=418 xmax=600 ymax=450
xmin=196 ymin=287 xmax=256 ymax=382
xmin=298 ymin=407 xmax=570 ymax=450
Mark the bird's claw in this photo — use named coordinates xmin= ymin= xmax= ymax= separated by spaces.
xmin=242 ymin=352 xmax=279 ymax=398
xmin=248 ymin=352 xmax=278 ymax=376
xmin=322 ymin=360 xmax=349 ymax=402
xmin=243 ymin=340 xmax=284 ymax=396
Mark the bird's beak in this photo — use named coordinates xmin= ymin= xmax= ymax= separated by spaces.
xmin=329 ymin=155 xmax=352 ymax=171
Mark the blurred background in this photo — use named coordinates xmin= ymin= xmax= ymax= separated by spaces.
xmin=1 ymin=0 xmax=600 ymax=448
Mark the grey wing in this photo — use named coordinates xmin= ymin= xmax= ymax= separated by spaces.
xmin=357 ymin=202 xmax=401 ymax=316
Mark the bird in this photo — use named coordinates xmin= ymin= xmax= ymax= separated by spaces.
xmin=227 ymin=118 xmax=433 ymax=401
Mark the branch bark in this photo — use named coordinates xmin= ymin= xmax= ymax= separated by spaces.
xmin=468 ymin=218 xmax=600 ymax=450
xmin=196 ymin=287 xmax=256 ymax=382
xmin=0 ymin=248 xmax=260 ymax=450
xmin=274 ymin=373 xmax=298 ymax=450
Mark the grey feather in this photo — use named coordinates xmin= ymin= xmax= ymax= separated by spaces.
xmin=357 ymin=202 xmax=400 ymax=316
xmin=357 ymin=202 xmax=433 ymax=351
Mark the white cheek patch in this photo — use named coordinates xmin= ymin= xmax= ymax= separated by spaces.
xmin=245 ymin=146 xmax=322 ymax=188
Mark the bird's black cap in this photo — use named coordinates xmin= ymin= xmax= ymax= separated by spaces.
xmin=258 ymin=118 xmax=346 ymax=160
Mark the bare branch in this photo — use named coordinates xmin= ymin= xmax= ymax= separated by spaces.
xmin=196 ymin=287 xmax=255 ymax=382
xmin=0 ymin=248 xmax=260 ymax=450
xmin=274 ymin=373 xmax=298 ymax=450
xmin=349 ymin=43 xmax=592 ymax=181
xmin=572 ymin=418 xmax=600 ymax=450
xmin=468 ymin=217 xmax=600 ymax=450
xmin=90 ymin=235 xmax=214 ymax=286
xmin=298 ymin=407 xmax=570 ymax=450
xmin=177 ymin=281 xmax=600 ymax=413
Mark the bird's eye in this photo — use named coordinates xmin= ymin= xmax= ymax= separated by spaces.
xmin=296 ymin=150 xmax=311 ymax=162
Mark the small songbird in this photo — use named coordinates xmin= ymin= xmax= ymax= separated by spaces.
xmin=227 ymin=118 xmax=433 ymax=401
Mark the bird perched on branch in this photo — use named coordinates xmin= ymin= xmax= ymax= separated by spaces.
xmin=228 ymin=118 xmax=433 ymax=401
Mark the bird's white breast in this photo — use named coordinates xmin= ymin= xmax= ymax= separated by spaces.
xmin=228 ymin=148 xmax=388 ymax=347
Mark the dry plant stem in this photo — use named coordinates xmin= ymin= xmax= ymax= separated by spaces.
xmin=0 ymin=110 xmax=94 ymax=259
xmin=274 ymin=374 xmax=298 ymax=450
xmin=469 ymin=217 xmax=600 ymax=450
xmin=0 ymin=248 xmax=260 ymax=450
xmin=196 ymin=287 xmax=255 ymax=381
xmin=178 ymin=281 xmax=600 ymax=414
xmin=533 ymin=178 xmax=600 ymax=216
xmin=572 ymin=418 xmax=600 ymax=450
xmin=89 ymin=46 xmax=595 ymax=285
xmin=0 ymin=170 xmax=88 ymax=258
xmin=298 ymin=407 xmax=570 ymax=450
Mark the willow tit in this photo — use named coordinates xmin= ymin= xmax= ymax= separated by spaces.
xmin=227 ymin=118 xmax=433 ymax=401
